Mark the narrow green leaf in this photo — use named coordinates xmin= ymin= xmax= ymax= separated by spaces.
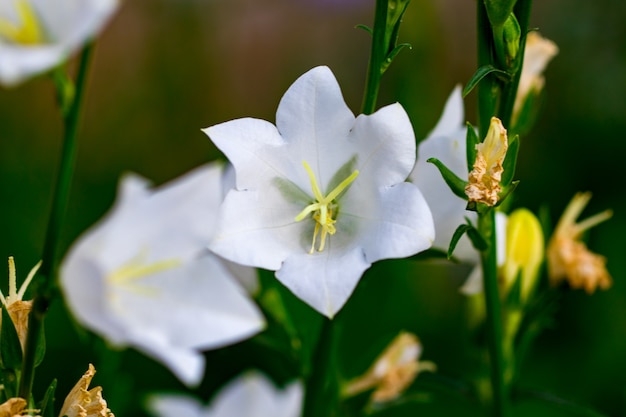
xmin=448 ymin=224 xmax=473 ymax=259
xmin=501 ymin=134 xmax=519 ymax=187
xmin=463 ymin=65 xmax=511 ymax=97
xmin=466 ymin=123 xmax=480 ymax=172
xmin=355 ymin=24 xmax=373 ymax=36
xmin=381 ymin=43 xmax=412 ymax=74
xmin=0 ymin=308 xmax=23 ymax=370
xmin=34 ymin=319 xmax=46 ymax=367
xmin=496 ymin=180 xmax=520 ymax=207
xmin=426 ymin=158 xmax=468 ymax=200
xmin=39 ymin=379 xmax=57 ymax=417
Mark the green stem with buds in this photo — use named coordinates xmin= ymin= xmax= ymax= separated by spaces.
xmin=19 ymin=43 xmax=94 ymax=401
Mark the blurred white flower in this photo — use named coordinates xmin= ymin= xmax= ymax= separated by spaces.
xmin=0 ymin=0 xmax=118 ymax=86
xmin=204 ymin=66 xmax=434 ymax=318
xmin=60 ymin=163 xmax=265 ymax=387
xmin=149 ymin=371 xmax=303 ymax=417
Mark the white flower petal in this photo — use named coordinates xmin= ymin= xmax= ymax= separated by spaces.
xmin=149 ymin=395 xmax=205 ymax=417
xmin=277 ymin=246 xmax=370 ymax=318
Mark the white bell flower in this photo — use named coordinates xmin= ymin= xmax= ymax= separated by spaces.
xmin=148 ymin=371 xmax=303 ymax=417
xmin=0 ymin=0 xmax=118 ymax=86
xmin=60 ymin=163 xmax=265 ymax=387
xmin=204 ymin=66 xmax=434 ymax=318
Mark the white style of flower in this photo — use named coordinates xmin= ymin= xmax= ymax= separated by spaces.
xmin=60 ymin=163 xmax=265 ymax=387
xmin=410 ymin=87 xmax=506 ymax=294
xmin=204 ymin=66 xmax=434 ymax=318
xmin=148 ymin=371 xmax=303 ymax=417
xmin=0 ymin=0 xmax=118 ymax=86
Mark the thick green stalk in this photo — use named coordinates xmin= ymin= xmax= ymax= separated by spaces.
xmin=478 ymin=209 xmax=510 ymax=417
xmin=302 ymin=318 xmax=340 ymax=417
xmin=477 ymin=0 xmax=499 ymax=136
xmin=361 ymin=0 xmax=388 ymax=115
xmin=19 ymin=43 xmax=94 ymax=400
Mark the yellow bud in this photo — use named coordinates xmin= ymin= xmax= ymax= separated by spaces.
xmin=502 ymin=208 xmax=544 ymax=303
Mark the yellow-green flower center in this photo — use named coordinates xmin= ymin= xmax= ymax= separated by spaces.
xmin=295 ymin=160 xmax=359 ymax=254
xmin=107 ymin=250 xmax=181 ymax=296
xmin=0 ymin=0 xmax=44 ymax=45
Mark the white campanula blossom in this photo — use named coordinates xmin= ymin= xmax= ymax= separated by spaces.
xmin=60 ymin=163 xmax=265 ymax=387
xmin=149 ymin=371 xmax=303 ymax=417
xmin=204 ymin=66 xmax=434 ymax=318
xmin=0 ymin=0 xmax=118 ymax=86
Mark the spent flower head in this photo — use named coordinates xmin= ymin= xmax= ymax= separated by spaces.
xmin=204 ymin=66 xmax=434 ymax=318
xmin=343 ymin=332 xmax=435 ymax=403
xmin=465 ymin=117 xmax=508 ymax=207
xmin=58 ymin=364 xmax=113 ymax=417
xmin=547 ymin=192 xmax=612 ymax=294
xmin=60 ymin=163 xmax=265 ymax=386
xmin=148 ymin=371 xmax=303 ymax=417
xmin=0 ymin=256 xmax=40 ymax=353
xmin=0 ymin=0 xmax=118 ymax=86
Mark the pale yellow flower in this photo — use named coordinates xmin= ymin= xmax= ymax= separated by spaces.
xmin=465 ymin=117 xmax=508 ymax=206
xmin=343 ymin=332 xmax=436 ymax=403
xmin=547 ymin=192 xmax=612 ymax=294
xmin=58 ymin=364 xmax=114 ymax=417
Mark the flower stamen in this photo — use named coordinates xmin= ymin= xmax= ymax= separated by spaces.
xmin=0 ymin=0 xmax=45 ymax=45
xmin=107 ymin=250 xmax=180 ymax=296
xmin=295 ymin=161 xmax=359 ymax=254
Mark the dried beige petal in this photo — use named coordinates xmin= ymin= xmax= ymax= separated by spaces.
xmin=0 ymin=398 xmax=26 ymax=417
xmin=465 ymin=117 xmax=508 ymax=206
xmin=58 ymin=364 xmax=114 ymax=417
xmin=547 ymin=192 xmax=612 ymax=294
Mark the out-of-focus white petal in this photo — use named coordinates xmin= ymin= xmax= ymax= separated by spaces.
xmin=0 ymin=0 xmax=118 ymax=86
xmin=148 ymin=372 xmax=303 ymax=417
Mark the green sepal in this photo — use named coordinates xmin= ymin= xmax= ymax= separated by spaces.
xmin=385 ymin=0 xmax=411 ymax=52
xmin=51 ymin=66 xmax=76 ymax=117
xmin=355 ymin=24 xmax=373 ymax=36
xmin=0 ymin=308 xmax=23 ymax=370
xmin=39 ymin=379 xmax=57 ymax=417
xmin=381 ymin=43 xmax=412 ymax=74
xmin=463 ymin=65 xmax=511 ymax=98
xmin=448 ymin=224 xmax=473 ymax=259
xmin=426 ymin=158 xmax=468 ymax=200
xmin=501 ymin=134 xmax=519 ymax=187
xmin=483 ymin=0 xmax=517 ymax=27
xmin=502 ymin=13 xmax=522 ymax=68
xmin=466 ymin=123 xmax=480 ymax=172
xmin=495 ymin=180 xmax=520 ymax=207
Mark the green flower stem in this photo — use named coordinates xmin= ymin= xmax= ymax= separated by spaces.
xmin=361 ymin=0 xmax=389 ymax=115
xmin=477 ymin=0 xmax=499 ymax=137
xmin=19 ymin=43 xmax=95 ymax=401
xmin=478 ymin=208 xmax=510 ymax=417
xmin=497 ymin=0 xmax=532 ymax=130
xmin=302 ymin=318 xmax=341 ymax=417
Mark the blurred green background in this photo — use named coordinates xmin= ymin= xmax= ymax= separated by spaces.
xmin=1 ymin=0 xmax=625 ymax=415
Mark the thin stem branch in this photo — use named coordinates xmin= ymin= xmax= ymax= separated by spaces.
xmin=19 ymin=43 xmax=94 ymax=401
xmin=361 ymin=0 xmax=388 ymax=115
